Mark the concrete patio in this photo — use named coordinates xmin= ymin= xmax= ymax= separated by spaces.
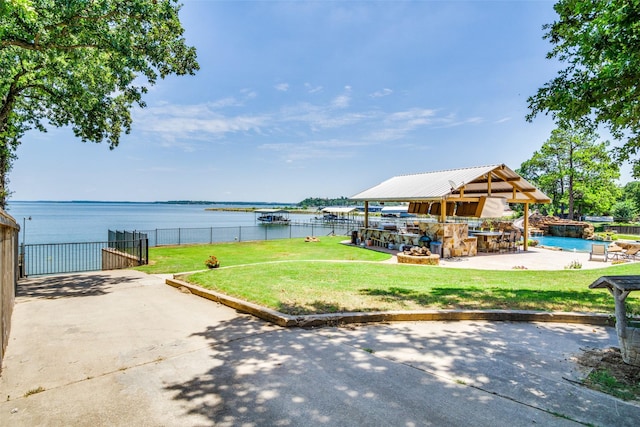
xmin=1 ymin=269 xmax=639 ymax=426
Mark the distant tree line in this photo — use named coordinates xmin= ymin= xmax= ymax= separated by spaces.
xmin=297 ymin=197 xmax=352 ymax=209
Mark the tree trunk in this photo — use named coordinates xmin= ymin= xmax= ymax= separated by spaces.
xmin=0 ymin=150 xmax=8 ymax=210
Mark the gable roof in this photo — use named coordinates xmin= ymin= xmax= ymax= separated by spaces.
xmin=350 ymin=164 xmax=550 ymax=204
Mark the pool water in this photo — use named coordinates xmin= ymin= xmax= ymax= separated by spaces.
xmin=533 ymin=236 xmax=610 ymax=252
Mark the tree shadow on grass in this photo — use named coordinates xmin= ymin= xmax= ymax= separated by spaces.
xmin=360 ymin=286 xmax=617 ymax=312
xmin=18 ymin=273 xmax=140 ymax=299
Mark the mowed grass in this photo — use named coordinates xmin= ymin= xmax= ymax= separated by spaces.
xmin=136 ymin=236 xmax=389 ymax=273
xmin=135 ymin=236 xmax=640 ymax=315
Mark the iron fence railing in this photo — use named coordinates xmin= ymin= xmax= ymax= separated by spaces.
xmin=20 ymin=222 xmax=357 ymax=277
xmin=136 ymin=222 xmax=355 ymax=247
xmin=108 ymin=230 xmax=149 ymax=258
xmin=22 ymin=239 xmax=148 ymax=277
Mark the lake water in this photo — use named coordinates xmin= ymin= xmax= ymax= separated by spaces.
xmin=5 ymin=201 xmax=320 ymax=244
xmin=7 ymin=201 xmax=607 ymax=251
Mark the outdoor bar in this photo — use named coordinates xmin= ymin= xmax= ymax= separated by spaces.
xmin=350 ymin=164 xmax=551 ymax=259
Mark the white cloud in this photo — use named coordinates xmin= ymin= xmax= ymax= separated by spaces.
xmin=133 ymin=91 xmax=484 ymax=154
xmin=275 ymin=83 xmax=289 ymax=92
xmin=259 ymin=138 xmax=367 ymax=162
xmin=134 ymin=103 xmax=269 ymax=145
xmin=331 ymin=94 xmax=350 ymax=109
xmin=370 ymin=88 xmax=393 ymax=98
xmin=240 ymin=88 xmax=257 ymax=99
xmin=305 ymin=83 xmax=323 ymax=94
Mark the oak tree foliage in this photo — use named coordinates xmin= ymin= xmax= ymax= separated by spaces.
xmin=527 ymin=0 xmax=640 ymax=175
xmin=517 ymin=126 xmax=620 ymax=219
xmin=0 ymin=0 xmax=199 ymax=207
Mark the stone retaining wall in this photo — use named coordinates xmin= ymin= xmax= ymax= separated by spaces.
xmin=397 ymin=253 xmax=440 ymax=265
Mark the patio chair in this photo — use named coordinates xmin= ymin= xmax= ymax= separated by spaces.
xmin=589 ymin=243 xmax=608 ymax=262
xmin=504 ymin=231 xmax=516 ymax=252
xmin=508 ymin=230 xmax=521 ymax=252
xmin=621 ymin=246 xmax=640 ymax=260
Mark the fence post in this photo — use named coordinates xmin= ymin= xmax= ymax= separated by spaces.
xmin=210 ymin=227 xmax=213 ymax=244
xmin=19 ymin=242 xmax=25 ymax=279
xmin=238 ymin=226 xmax=242 ymax=242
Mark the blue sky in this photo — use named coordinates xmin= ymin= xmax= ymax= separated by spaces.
xmin=11 ymin=0 xmax=620 ymax=203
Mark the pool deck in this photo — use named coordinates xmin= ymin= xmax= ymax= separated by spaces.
xmin=363 ymin=244 xmax=634 ymax=271
xmin=439 ymin=247 xmax=620 ymax=270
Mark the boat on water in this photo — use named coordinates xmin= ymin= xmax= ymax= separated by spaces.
xmin=255 ymin=209 xmax=291 ymax=225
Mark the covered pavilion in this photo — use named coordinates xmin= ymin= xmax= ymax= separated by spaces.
xmin=350 ymin=164 xmax=550 ymax=251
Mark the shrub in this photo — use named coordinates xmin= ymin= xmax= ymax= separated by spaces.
xmin=564 ymin=259 xmax=582 ymax=269
xmin=205 ymin=255 xmax=220 ymax=269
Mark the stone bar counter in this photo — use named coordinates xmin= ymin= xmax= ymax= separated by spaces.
xmin=360 ymin=222 xmax=477 ymax=258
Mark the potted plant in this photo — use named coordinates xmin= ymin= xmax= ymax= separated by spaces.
xmin=205 ymin=255 xmax=220 ymax=269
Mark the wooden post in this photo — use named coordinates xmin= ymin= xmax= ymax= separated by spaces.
xmin=364 ymin=201 xmax=369 ymax=228
xmin=440 ymin=199 xmax=446 ymax=223
xmin=589 ymin=276 xmax=640 ymax=365
xmin=487 ymin=173 xmax=492 ymax=196
xmin=612 ymin=287 xmax=630 ymax=339
xmin=523 ymin=203 xmax=529 ymax=251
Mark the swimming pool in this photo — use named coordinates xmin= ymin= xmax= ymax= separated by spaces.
xmin=533 ymin=235 xmax=610 ymax=252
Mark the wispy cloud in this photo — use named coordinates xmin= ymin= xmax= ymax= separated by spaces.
xmin=134 ymin=103 xmax=269 ymax=146
xmin=305 ymin=83 xmax=323 ymax=94
xmin=134 ymin=90 xmax=484 ymax=153
xmin=275 ymin=83 xmax=289 ymax=92
xmin=370 ymin=88 xmax=393 ymax=98
xmin=259 ymin=138 xmax=368 ymax=162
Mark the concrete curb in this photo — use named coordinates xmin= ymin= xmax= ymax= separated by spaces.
xmin=165 ymin=277 xmax=615 ymax=328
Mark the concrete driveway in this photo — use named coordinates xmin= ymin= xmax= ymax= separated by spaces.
xmin=1 ymin=270 xmax=638 ymax=426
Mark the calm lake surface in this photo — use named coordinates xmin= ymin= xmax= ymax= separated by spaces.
xmin=6 ymin=201 xmax=604 ymax=251
xmin=6 ymin=201 xmax=318 ymax=244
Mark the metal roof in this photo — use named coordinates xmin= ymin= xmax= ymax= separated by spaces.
xmin=381 ymin=206 xmax=409 ymax=213
xmin=350 ymin=164 xmax=550 ymax=204
xmin=321 ymin=207 xmax=357 ymax=214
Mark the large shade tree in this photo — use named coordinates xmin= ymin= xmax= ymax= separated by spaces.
xmin=0 ymin=0 xmax=199 ymax=208
xmin=527 ymin=0 xmax=640 ymax=175
xmin=517 ymin=125 xmax=620 ymax=219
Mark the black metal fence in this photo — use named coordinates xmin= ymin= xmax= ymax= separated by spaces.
xmin=20 ymin=222 xmax=355 ymax=277
xmin=136 ymin=222 xmax=354 ymax=247
xmin=108 ymin=230 xmax=149 ymax=257
xmin=21 ymin=238 xmax=149 ymax=277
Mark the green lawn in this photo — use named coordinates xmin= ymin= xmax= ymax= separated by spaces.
xmin=136 ymin=236 xmax=389 ymax=273
xmin=135 ymin=236 xmax=640 ymax=315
